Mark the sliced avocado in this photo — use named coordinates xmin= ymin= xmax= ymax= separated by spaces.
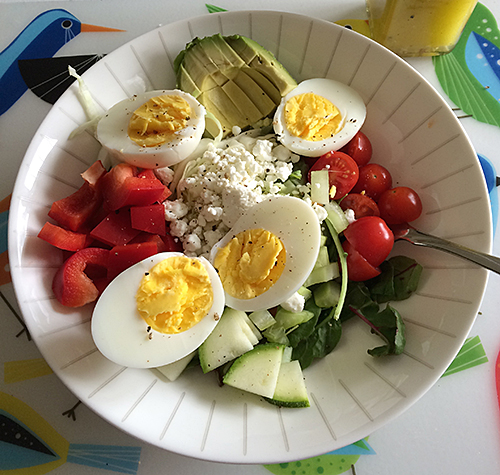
xmin=242 ymin=67 xmax=282 ymax=105
xmin=177 ymin=64 xmax=201 ymax=98
xmin=232 ymin=70 xmax=276 ymax=116
xmin=199 ymin=91 xmax=238 ymax=135
xmin=201 ymin=87 xmax=250 ymax=127
xmin=222 ymin=80 xmax=263 ymax=125
xmin=181 ymin=51 xmax=219 ymax=92
xmin=175 ymin=33 xmax=297 ymax=136
xmin=205 ymin=34 xmax=246 ymax=70
xmin=225 ymin=35 xmax=297 ymax=96
xmin=187 ymin=43 xmax=229 ymax=87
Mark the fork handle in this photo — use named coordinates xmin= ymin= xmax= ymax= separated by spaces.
xmin=405 ymin=230 xmax=500 ymax=275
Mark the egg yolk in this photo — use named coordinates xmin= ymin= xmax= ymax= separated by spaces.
xmin=284 ymin=92 xmax=343 ymax=141
xmin=128 ymin=94 xmax=192 ymax=148
xmin=136 ymin=256 xmax=213 ymax=334
xmin=214 ymin=228 xmax=286 ymax=300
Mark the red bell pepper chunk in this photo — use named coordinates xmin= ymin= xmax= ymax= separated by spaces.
xmin=90 ymin=208 xmax=141 ymax=247
xmin=100 ymin=163 xmax=167 ymax=210
xmin=137 ymin=169 xmax=172 ymax=202
xmin=52 ymin=247 xmax=110 ymax=307
xmin=107 ymin=241 xmax=158 ymax=280
xmin=81 ymin=160 xmax=107 ymax=187
xmin=38 ymin=222 xmax=93 ymax=251
xmin=130 ymin=203 xmax=166 ymax=235
xmin=161 ymin=231 xmax=183 ymax=252
xmin=48 ymin=181 xmax=102 ymax=232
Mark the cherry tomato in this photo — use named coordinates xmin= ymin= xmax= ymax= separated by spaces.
xmin=339 ymin=193 xmax=380 ymax=219
xmin=308 ymin=151 xmax=359 ymax=200
xmin=342 ymin=240 xmax=381 ymax=282
xmin=378 ymin=186 xmax=423 ymax=224
xmin=343 ymin=216 xmax=394 ymax=267
xmin=351 ymin=163 xmax=392 ymax=201
xmin=340 ymin=131 xmax=372 ymax=167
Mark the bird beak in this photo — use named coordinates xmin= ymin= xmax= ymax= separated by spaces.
xmin=80 ymin=23 xmax=125 ymax=33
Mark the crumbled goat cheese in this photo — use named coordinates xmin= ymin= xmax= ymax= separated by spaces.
xmin=164 ymin=131 xmax=307 ymax=257
xmin=280 ymin=291 xmax=306 ymax=313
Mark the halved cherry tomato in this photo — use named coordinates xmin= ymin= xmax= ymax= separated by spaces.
xmin=378 ymin=186 xmax=423 ymax=224
xmin=351 ymin=163 xmax=392 ymax=201
xmin=52 ymin=247 xmax=109 ymax=307
xmin=340 ymin=131 xmax=372 ymax=167
xmin=343 ymin=216 xmax=394 ymax=268
xmin=342 ymin=240 xmax=381 ymax=282
xmin=340 ymin=193 xmax=380 ymax=219
xmin=308 ymin=151 xmax=359 ymax=200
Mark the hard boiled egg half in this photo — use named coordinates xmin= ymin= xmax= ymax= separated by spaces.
xmin=91 ymin=252 xmax=224 ymax=368
xmin=273 ymin=78 xmax=366 ymax=157
xmin=96 ymin=90 xmax=206 ymax=169
xmin=210 ymin=195 xmax=322 ymax=312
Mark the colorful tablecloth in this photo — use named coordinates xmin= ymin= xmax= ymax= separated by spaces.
xmin=2 ymin=1 xmax=500 ymax=474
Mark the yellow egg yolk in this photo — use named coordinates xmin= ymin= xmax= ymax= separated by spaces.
xmin=213 ymin=228 xmax=286 ymax=300
xmin=136 ymin=256 xmax=213 ymax=334
xmin=128 ymin=94 xmax=192 ymax=147
xmin=284 ymin=92 xmax=343 ymax=141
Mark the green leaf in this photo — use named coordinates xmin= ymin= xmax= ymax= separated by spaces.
xmin=368 ymin=256 xmax=422 ymax=303
xmin=205 ymin=4 xmax=227 ymax=13
xmin=364 ymin=304 xmax=406 ymax=356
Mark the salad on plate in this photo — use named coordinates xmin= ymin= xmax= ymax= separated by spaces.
xmin=37 ymin=33 xmax=423 ymax=408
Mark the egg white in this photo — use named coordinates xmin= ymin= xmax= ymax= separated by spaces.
xmin=273 ymin=78 xmax=366 ymax=157
xmin=210 ymin=196 xmax=322 ymax=312
xmin=91 ymin=252 xmax=225 ymax=369
xmin=96 ymin=90 xmax=206 ymax=169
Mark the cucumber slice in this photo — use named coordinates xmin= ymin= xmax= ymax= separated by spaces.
xmin=248 ymin=309 xmax=276 ymax=331
xmin=304 ymin=261 xmax=340 ymax=287
xmin=313 ymin=245 xmax=330 ymax=270
xmin=232 ymin=308 xmax=261 ymax=345
xmin=274 ymin=307 xmax=314 ymax=329
xmin=156 ymin=351 xmax=196 ymax=381
xmin=266 ymin=360 xmax=310 ymax=408
xmin=198 ymin=307 xmax=255 ymax=373
xmin=310 ymin=169 xmax=330 ymax=205
xmin=239 ymin=311 xmax=263 ymax=342
xmin=324 ymin=200 xmax=349 ymax=233
xmin=314 ymin=280 xmax=341 ymax=308
xmin=223 ymin=343 xmax=285 ymax=398
xmin=262 ymin=324 xmax=289 ymax=345
xmin=297 ymin=286 xmax=312 ymax=301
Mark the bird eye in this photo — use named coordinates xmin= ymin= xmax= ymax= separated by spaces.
xmin=62 ymin=20 xmax=73 ymax=29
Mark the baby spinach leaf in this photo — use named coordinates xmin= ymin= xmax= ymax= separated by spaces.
xmin=367 ymin=256 xmax=422 ymax=303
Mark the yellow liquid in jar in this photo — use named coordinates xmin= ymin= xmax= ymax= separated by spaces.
xmin=369 ymin=0 xmax=477 ymax=56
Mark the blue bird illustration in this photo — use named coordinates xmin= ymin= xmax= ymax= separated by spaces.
xmin=0 ymin=8 xmax=123 ymax=115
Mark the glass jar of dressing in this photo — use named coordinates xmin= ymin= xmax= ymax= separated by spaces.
xmin=366 ymin=0 xmax=477 ymax=56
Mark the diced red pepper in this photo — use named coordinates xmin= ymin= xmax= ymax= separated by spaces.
xmin=161 ymin=231 xmax=183 ymax=252
xmin=107 ymin=241 xmax=158 ymax=280
xmin=137 ymin=169 xmax=172 ymax=202
xmin=52 ymin=247 xmax=109 ymax=307
xmin=81 ymin=160 xmax=107 ymax=187
xmin=48 ymin=181 xmax=102 ymax=232
xmin=90 ymin=208 xmax=141 ymax=247
xmin=130 ymin=204 xmax=166 ymax=235
xmin=100 ymin=163 xmax=167 ymax=210
xmin=38 ymin=222 xmax=93 ymax=251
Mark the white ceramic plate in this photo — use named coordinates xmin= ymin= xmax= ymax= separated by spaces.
xmin=9 ymin=10 xmax=492 ymax=464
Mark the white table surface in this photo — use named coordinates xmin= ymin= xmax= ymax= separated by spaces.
xmin=1 ymin=1 xmax=500 ymax=474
